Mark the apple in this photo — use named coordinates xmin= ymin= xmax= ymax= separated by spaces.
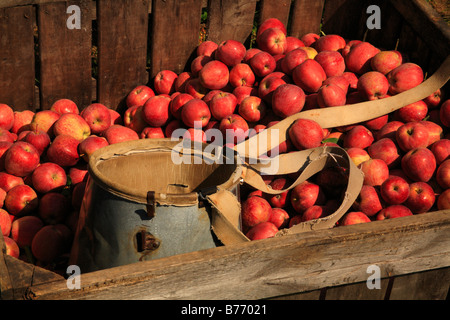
xmin=190 ymin=55 xmax=213 ymax=77
xmin=367 ymin=138 xmax=400 ymax=169
xmin=288 ymin=118 xmax=323 ymax=151
xmin=317 ymin=83 xmax=346 ymax=108
xmin=126 ymin=85 xmax=155 ymax=108
xmin=53 ymin=113 xmax=91 ymax=141
xmin=290 ymin=180 xmax=325 ymax=213
xmin=202 ymin=89 xmax=223 ymax=107
xmin=0 ymin=172 xmax=24 ymax=192
xmin=50 ymin=99 xmax=80 ymax=115
xmin=380 ymin=175 xmax=410 ymax=205
xmin=430 ymin=139 xmax=450 ymax=165
xmin=31 ymin=224 xmax=72 ymax=264
xmin=258 ymin=75 xmax=286 ymax=104
xmin=123 ymin=105 xmax=147 ymax=133
xmin=68 ymin=164 xmax=88 ymax=185
xmin=4 ymin=236 xmax=20 ymax=258
xmin=420 ymin=120 xmax=443 ymax=146
xmin=343 ymin=125 xmax=374 ymax=149
xmin=313 ymin=34 xmax=346 ymax=52
xmin=280 ymin=48 xmax=308 ymax=75
xmin=344 ymin=41 xmax=380 ymax=74
xmin=197 ymin=40 xmax=218 ymax=57
xmin=271 ymin=83 xmax=305 ymax=118
xmin=78 ymin=135 xmax=109 ymax=162
xmin=11 ymin=110 xmax=35 ymax=134
xmin=165 ymin=119 xmax=184 ymax=139
xmin=249 ymin=51 xmax=276 ymax=78
xmin=292 ymin=59 xmax=327 ymax=93
xmin=142 ymin=95 xmax=172 ymax=127
xmin=31 ymin=162 xmax=67 ymax=194
xmin=174 ymin=71 xmax=193 ymax=93
xmin=229 ymin=63 xmax=256 ymax=87
xmin=357 ymin=71 xmax=389 ymax=100
xmin=404 ymin=181 xmax=435 ymax=214
xmin=387 ymin=63 xmax=424 ymax=95
xmin=4 ymin=141 xmax=40 ymax=177
xmin=301 ymin=33 xmax=320 ymax=47
xmin=395 ymin=100 xmax=428 ymax=122
xmin=219 ymin=114 xmax=249 ymax=144
xmin=437 ymin=189 xmax=450 ymax=210
xmin=286 ymin=36 xmax=305 ymax=53
xmin=102 ymin=125 xmax=139 ymax=144
xmin=377 ymin=120 xmax=404 ymax=141
xmin=181 ymin=99 xmax=211 ymax=128
xmin=370 ymin=50 xmax=403 ymax=75
xmin=4 ymin=184 xmax=38 ymax=217
xmin=302 ymin=205 xmax=332 ymax=222
xmin=352 ymin=185 xmax=383 ymax=217
xmin=346 ymin=147 xmax=371 ymax=167
xmin=323 ymin=75 xmax=350 ymax=95
xmin=241 ymin=195 xmax=272 ymax=229
xmin=169 ymin=93 xmax=194 ymax=120
xmin=243 ymin=48 xmax=262 ymax=64
xmin=395 ymin=122 xmax=430 ymax=152
xmin=140 ymin=127 xmax=165 ymax=139
xmin=440 ymin=99 xmax=450 ymax=127
xmin=265 ymin=177 xmax=290 ymax=208
xmin=436 ymin=159 xmax=450 ymax=189
xmin=30 ymin=110 xmax=60 ymax=137
xmin=314 ymin=50 xmax=345 ymax=77
xmin=80 ymin=103 xmax=111 ymax=135
xmin=215 ymin=39 xmax=246 ymax=67
xmin=0 ymin=103 xmax=15 ymax=131
xmin=21 ymin=125 xmax=51 ymax=156
xmin=424 ymin=88 xmax=443 ymax=109
xmin=257 ymin=27 xmax=287 ymax=55
xmin=209 ymin=92 xmax=238 ymax=121
xmin=198 ymin=60 xmax=230 ymax=90
xmin=269 ymin=208 xmax=290 ymax=228
xmin=154 ymin=70 xmax=178 ymax=95
xmin=46 ymin=134 xmax=80 ymax=167
xmin=342 ymin=71 xmax=359 ymax=91
xmin=238 ymin=96 xmax=267 ymax=123
xmin=364 ymin=114 xmax=389 ymax=131
xmin=340 ymin=211 xmax=371 ymax=226
xmin=245 ymin=221 xmax=279 ymax=241
xmin=182 ymin=127 xmax=206 ymax=143
xmin=376 ymin=204 xmax=413 ymax=220
xmin=37 ymin=192 xmax=70 ymax=225
xmin=257 ymin=18 xmax=287 ymax=38
xmin=0 ymin=128 xmax=15 ymax=143
xmin=108 ymin=109 xmax=122 ymax=126
xmin=0 ymin=208 xmax=11 ymax=236
xmin=401 ymin=147 xmax=436 ymax=182
xmin=359 ymin=158 xmax=390 ymax=187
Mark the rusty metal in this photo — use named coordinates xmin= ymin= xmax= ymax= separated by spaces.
xmin=139 ymin=230 xmax=160 ymax=251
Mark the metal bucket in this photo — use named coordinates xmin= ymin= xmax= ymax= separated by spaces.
xmin=69 ymin=138 xmax=243 ymax=273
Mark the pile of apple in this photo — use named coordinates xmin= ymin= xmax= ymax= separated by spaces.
xmin=1 ymin=18 xmax=449 ymax=272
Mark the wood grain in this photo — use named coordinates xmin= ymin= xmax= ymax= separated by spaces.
xmin=257 ymin=0 xmax=291 ymax=31
xmin=289 ymin=0 xmax=324 ymax=38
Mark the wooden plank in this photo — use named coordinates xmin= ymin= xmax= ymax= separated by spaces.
xmin=257 ymin=0 xmax=292 ymax=30
xmin=323 ymin=279 xmax=390 ymax=300
xmin=25 ymin=210 xmax=450 ymax=300
xmin=269 ymin=289 xmax=322 ymax=300
xmin=97 ymin=0 xmax=149 ymax=111
xmin=0 ymin=5 xmax=36 ymax=111
xmin=38 ymin=0 xmax=92 ymax=110
xmin=289 ymin=0 xmax=324 ymax=38
xmin=206 ymin=0 xmax=258 ymax=45
xmin=396 ymin=21 xmax=432 ymax=72
xmin=150 ymin=0 xmax=202 ymax=79
xmin=388 ymin=267 xmax=450 ymax=300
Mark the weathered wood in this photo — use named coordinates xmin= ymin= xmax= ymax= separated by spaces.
xmin=149 ymin=0 xmax=202 ymax=79
xmin=25 ymin=210 xmax=450 ymax=300
xmin=397 ymin=21 xmax=432 ymax=72
xmin=257 ymin=0 xmax=291 ymax=30
xmin=207 ymin=0 xmax=258 ymax=45
xmin=323 ymin=279 xmax=390 ymax=300
xmin=97 ymin=0 xmax=149 ymax=111
xmin=38 ymin=0 xmax=92 ymax=110
xmin=0 ymin=5 xmax=36 ymax=111
xmin=289 ymin=0 xmax=325 ymax=38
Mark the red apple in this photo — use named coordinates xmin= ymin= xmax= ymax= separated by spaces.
xmin=102 ymin=125 xmax=139 ymax=145
xmin=440 ymin=99 xmax=450 ymax=127
xmin=197 ymin=40 xmax=218 ymax=57
xmin=108 ymin=109 xmax=122 ymax=126
xmin=376 ymin=204 xmax=413 ymax=220
xmin=50 ymin=99 xmax=80 ymax=115
xmin=46 ymin=134 xmax=80 ymax=167
xmin=80 ymin=103 xmax=111 ymax=135
xmin=209 ymin=92 xmax=238 ymax=121
xmin=4 ymin=141 xmax=40 ymax=177
xmin=344 ymin=41 xmax=380 ymax=74
xmin=11 ymin=110 xmax=35 ymax=134
xmin=243 ymin=48 xmax=262 ymax=63
xmin=437 ymin=189 xmax=450 ymax=210
xmin=123 ymin=105 xmax=147 ymax=133
xmin=292 ymin=59 xmax=327 ymax=93
xmin=317 ymin=83 xmax=346 ymax=107
xmin=257 ymin=27 xmax=287 ymax=55
xmin=174 ymin=71 xmax=193 ymax=93
xmin=285 ymin=36 xmax=305 ymax=53
xmin=404 ymin=181 xmax=435 ymax=214
xmin=424 ymin=88 xmax=443 ymax=109
xmin=343 ymin=125 xmax=374 ymax=149
xmin=290 ymin=180 xmax=325 ymax=213
xmin=0 ymin=172 xmax=24 ymax=192
xmin=387 ymin=63 xmax=424 ymax=95
xmin=436 ymin=159 xmax=450 ymax=189
xmin=219 ymin=114 xmax=249 ymax=144
xmin=190 ymin=55 xmax=213 ymax=77
xmin=169 ymin=93 xmax=194 ymax=120
xmin=4 ymin=236 xmax=20 ymax=258
xmin=301 ymin=33 xmax=320 ymax=47
xmin=0 ymin=103 xmax=15 ymax=131
xmin=342 ymin=71 xmax=359 ymax=91
xmin=258 ymin=75 xmax=286 ymax=104
xmin=241 ymin=195 xmax=272 ymax=229
xmin=68 ymin=164 xmax=88 ymax=185
xmin=229 ymin=63 xmax=256 ymax=87
xmin=53 ymin=113 xmax=91 ymax=141
xmin=377 ymin=120 xmax=404 ymax=141
xmin=299 ymin=46 xmax=318 ymax=59
xmin=280 ymin=48 xmax=308 ymax=75
xmin=245 ymin=221 xmax=279 ymax=241
xmin=269 ymin=208 xmax=289 ymax=228
xmin=289 ymin=118 xmax=323 ymax=150
xmin=430 ymin=139 xmax=450 ymax=165
xmin=142 ymin=95 xmax=172 ymax=127
xmin=340 ymin=211 xmax=371 ymax=226
xmin=395 ymin=122 xmax=429 ymax=152
xmin=198 ymin=60 xmax=230 ymax=90
xmin=257 ymin=18 xmax=287 ymax=38
xmin=31 ymin=224 xmax=71 ymax=264
xmin=271 ymin=83 xmax=305 ymax=118
xmin=0 ymin=208 xmax=11 ymax=236
xmin=347 ymin=147 xmax=371 ymax=167
xmin=313 ymin=34 xmax=346 ymax=52
xmin=31 ymin=162 xmax=67 ymax=194
xmin=249 ymin=51 xmax=276 ymax=78
xmin=38 ymin=192 xmax=70 ymax=225
xmin=359 ymin=158 xmax=390 ymax=187
xmin=183 ymin=127 xmax=206 ymax=143
xmin=364 ymin=114 xmax=389 ymax=131
xmin=238 ymin=96 xmax=267 ymax=123
xmin=302 ymin=205 xmax=331 ymax=222
xmin=22 ymin=125 xmax=51 ymax=156
xmin=140 ymin=127 xmax=165 ymax=139
xmin=314 ymin=50 xmax=345 ymax=77
xmin=181 ymin=99 xmax=211 ymax=128
xmin=154 ymin=70 xmax=178 ymax=95
xmin=4 ymin=184 xmax=38 ymax=217
xmin=401 ymin=147 xmax=436 ymax=182
xmin=380 ymin=175 xmax=410 ymax=205
xmin=30 ymin=110 xmax=60 ymax=137
xmin=78 ymin=135 xmax=109 ymax=162
xmin=395 ymin=100 xmax=428 ymax=122
xmin=370 ymin=50 xmax=403 ymax=75
xmin=215 ymin=39 xmax=246 ymax=67
xmin=357 ymin=71 xmax=389 ymax=100
xmin=420 ymin=120 xmax=443 ymax=146
xmin=367 ymin=138 xmax=400 ymax=169
xmin=323 ymin=75 xmax=350 ymax=95
xmin=352 ymin=185 xmax=383 ymax=217
xmin=126 ymin=85 xmax=155 ymax=108
xmin=265 ymin=178 xmax=290 ymax=208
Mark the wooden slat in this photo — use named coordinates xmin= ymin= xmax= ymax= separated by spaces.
xmin=97 ymin=0 xmax=149 ymax=111
xmin=0 ymin=5 xmax=35 ymax=111
xmin=257 ymin=0 xmax=292 ymax=30
xmin=38 ymin=0 xmax=92 ymax=110
xmin=289 ymin=0 xmax=324 ymax=38
xmin=206 ymin=0 xmax=258 ymax=45
xmin=396 ymin=21 xmax=432 ymax=72
xmin=323 ymin=279 xmax=390 ymax=300
xmin=149 ymin=0 xmax=203 ymax=80
xmin=25 ymin=210 xmax=450 ymax=300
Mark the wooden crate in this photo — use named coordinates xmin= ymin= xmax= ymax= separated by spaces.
xmin=0 ymin=0 xmax=449 ymax=300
